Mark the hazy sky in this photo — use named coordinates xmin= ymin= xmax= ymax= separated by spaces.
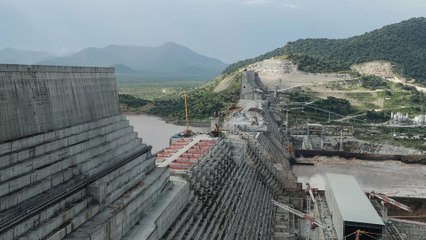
xmin=0 ymin=0 xmax=425 ymax=63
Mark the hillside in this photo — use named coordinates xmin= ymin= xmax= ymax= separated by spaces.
xmin=0 ymin=47 xmax=55 ymax=64
xmin=224 ymin=17 xmax=426 ymax=83
xmin=38 ymin=42 xmax=227 ymax=80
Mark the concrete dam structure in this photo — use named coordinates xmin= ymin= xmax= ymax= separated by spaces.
xmin=0 ymin=65 xmax=186 ymax=240
xmin=0 ymin=65 xmax=301 ymax=240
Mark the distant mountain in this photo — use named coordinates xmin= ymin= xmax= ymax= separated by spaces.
xmin=224 ymin=17 xmax=426 ymax=83
xmin=0 ymin=47 xmax=55 ymax=64
xmin=111 ymin=64 xmax=139 ymax=75
xmin=38 ymin=42 xmax=227 ymax=80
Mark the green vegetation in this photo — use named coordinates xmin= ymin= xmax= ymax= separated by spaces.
xmin=117 ymin=75 xmax=203 ymax=100
xmin=117 ymin=76 xmax=206 ymax=113
xmin=311 ymin=96 xmax=352 ymax=115
xmin=287 ymin=54 xmax=350 ymax=73
xmin=288 ymin=90 xmax=313 ymax=102
xmin=147 ymin=73 xmax=241 ymax=122
xmin=381 ymin=82 xmax=426 ymax=116
xmin=118 ymin=94 xmax=153 ymax=113
xmin=224 ymin=17 xmax=426 ymax=84
xmin=360 ymin=75 xmax=389 ymax=90
xmin=117 ymin=71 xmax=241 ymax=124
xmin=281 ymin=74 xmax=426 ymax=127
xmin=119 ymin=94 xmax=150 ymax=108
xmin=365 ymin=110 xmax=389 ymax=123
xmin=118 ymin=84 xmax=189 ymax=101
xmin=354 ymin=126 xmax=426 ymax=151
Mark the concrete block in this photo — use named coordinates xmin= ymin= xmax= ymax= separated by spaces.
xmin=0 ymin=142 xmax=12 ymax=155
xmin=32 ymin=155 xmax=50 ymax=170
xmin=66 ymin=223 xmax=73 ymax=235
xmin=50 ymin=172 xmax=65 ymax=186
xmin=0 ymin=154 xmax=11 ymax=168
xmin=46 ymin=228 xmax=66 ymax=240
xmin=0 ymin=194 xmax=17 ymax=210
xmin=88 ymin=184 xmax=106 ymax=203
xmin=0 ymin=229 xmax=14 ymax=240
xmin=71 ymin=212 xmax=87 ymax=230
xmin=13 ymin=215 xmax=38 ymax=238
xmin=17 ymin=149 xmax=30 ymax=162
xmin=11 ymin=139 xmax=23 ymax=152
xmin=8 ymin=174 xmax=31 ymax=193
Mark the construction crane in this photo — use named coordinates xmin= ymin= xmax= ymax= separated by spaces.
xmin=306 ymin=183 xmax=316 ymax=205
xmin=369 ymin=191 xmax=412 ymax=222
xmin=271 ymin=199 xmax=327 ymax=229
xmin=369 ymin=191 xmax=412 ymax=213
xmin=181 ymin=92 xmax=193 ymax=137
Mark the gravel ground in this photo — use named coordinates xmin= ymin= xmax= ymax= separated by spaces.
xmin=292 ymin=156 xmax=426 ymax=198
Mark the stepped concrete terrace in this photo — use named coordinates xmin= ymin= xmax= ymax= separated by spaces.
xmin=157 ymin=135 xmax=301 ymax=240
xmin=0 ymin=64 xmax=188 ymax=240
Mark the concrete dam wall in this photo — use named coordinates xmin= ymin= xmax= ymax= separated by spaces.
xmin=0 ymin=65 xmax=185 ymax=240
xmin=0 ymin=64 xmax=120 ymax=143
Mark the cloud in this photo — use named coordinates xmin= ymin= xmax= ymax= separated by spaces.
xmin=242 ymin=0 xmax=274 ymax=5
xmin=281 ymin=2 xmax=301 ymax=8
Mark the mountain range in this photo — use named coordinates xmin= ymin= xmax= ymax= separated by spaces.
xmin=0 ymin=42 xmax=227 ymax=80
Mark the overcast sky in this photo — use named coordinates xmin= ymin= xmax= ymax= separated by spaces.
xmin=0 ymin=0 xmax=425 ymax=63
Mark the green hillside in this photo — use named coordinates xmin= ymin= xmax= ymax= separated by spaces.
xmin=224 ymin=17 xmax=426 ymax=83
xmin=147 ymin=72 xmax=240 ymax=123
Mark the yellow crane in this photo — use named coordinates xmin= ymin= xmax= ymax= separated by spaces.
xmin=181 ymin=92 xmax=193 ymax=137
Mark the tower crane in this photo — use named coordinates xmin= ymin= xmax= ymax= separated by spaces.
xmin=271 ymin=199 xmax=327 ymax=229
xmin=181 ymin=92 xmax=193 ymax=137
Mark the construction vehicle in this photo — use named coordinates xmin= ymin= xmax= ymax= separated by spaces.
xmin=271 ymin=199 xmax=327 ymax=230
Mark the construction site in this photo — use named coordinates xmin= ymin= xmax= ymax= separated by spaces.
xmin=0 ymin=63 xmax=425 ymax=240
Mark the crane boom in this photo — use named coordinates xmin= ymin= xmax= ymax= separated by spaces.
xmin=271 ymin=199 xmax=327 ymax=229
xmin=369 ymin=192 xmax=412 ymax=212
xmin=306 ymin=183 xmax=316 ymax=204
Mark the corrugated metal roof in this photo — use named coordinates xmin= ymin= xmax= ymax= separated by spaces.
xmin=326 ymin=173 xmax=384 ymax=226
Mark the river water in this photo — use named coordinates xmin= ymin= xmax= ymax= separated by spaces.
xmin=292 ymin=156 xmax=426 ymax=198
xmin=126 ymin=114 xmax=209 ymax=153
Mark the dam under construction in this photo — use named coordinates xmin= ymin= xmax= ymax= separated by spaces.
xmin=0 ymin=64 xmax=425 ymax=240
